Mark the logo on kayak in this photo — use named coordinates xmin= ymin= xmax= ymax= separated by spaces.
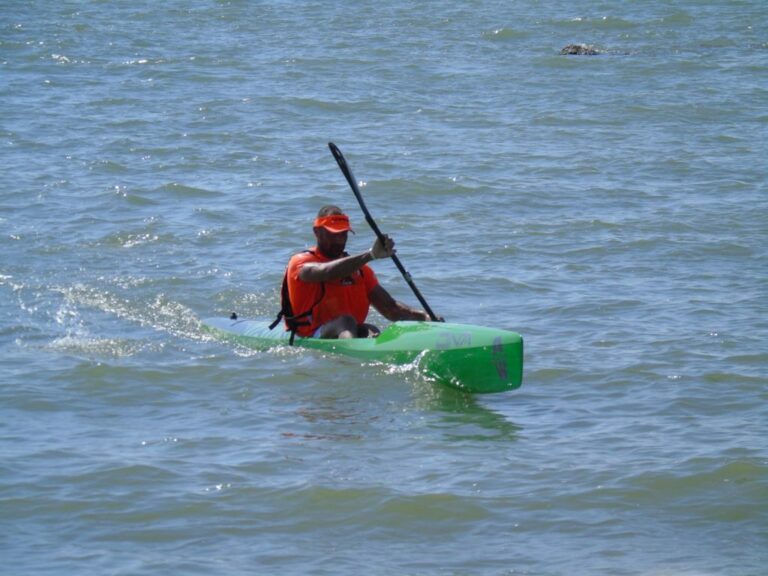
xmin=435 ymin=331 xmax=472 ymax=349
xmin=492 ymin=336 xmax=508 ymax=380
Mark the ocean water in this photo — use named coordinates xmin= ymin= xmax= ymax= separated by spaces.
xmin=1 ymin=1 xmax=766 ymax=574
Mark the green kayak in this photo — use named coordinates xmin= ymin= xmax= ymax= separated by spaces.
xmin=202 ymin=317 xmax=523 ymax=394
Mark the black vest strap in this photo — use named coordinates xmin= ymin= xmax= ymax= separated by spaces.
xmin=270 ymin=250 xmax=324 ymax=345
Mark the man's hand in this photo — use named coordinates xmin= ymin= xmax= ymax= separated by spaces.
xmin=414 ymin=309 xmax=444 ymax=322
xmin=370 ymin=234 xmax=396 ymax=260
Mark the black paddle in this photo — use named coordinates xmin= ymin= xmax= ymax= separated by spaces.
xmin=328 ymin=142 xmax=441 ymax=322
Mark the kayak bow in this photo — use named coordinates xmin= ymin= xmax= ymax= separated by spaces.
xmin=202 ymin=317 xmax=523 ymax=394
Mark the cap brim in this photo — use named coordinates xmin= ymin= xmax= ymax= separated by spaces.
xmin=321 ymin=225 xmax=355 ymax=234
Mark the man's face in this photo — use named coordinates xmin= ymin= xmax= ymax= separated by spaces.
xmin=315 ymin=228 xmax=348 ymax=259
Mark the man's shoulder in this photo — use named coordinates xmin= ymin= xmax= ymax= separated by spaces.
xmin=289 ymin=248 xmax=321 ymax=264
xmin=287 ymin=249 xmax=324 ymax=275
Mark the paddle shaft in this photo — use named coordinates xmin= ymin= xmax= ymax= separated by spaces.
xmin=328 ymin=142 xmax=441 ymax=322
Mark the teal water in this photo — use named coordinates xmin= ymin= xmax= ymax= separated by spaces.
xmin=1 ymin=1 xmax=766 ymax=575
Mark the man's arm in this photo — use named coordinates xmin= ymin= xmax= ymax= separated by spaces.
xmin=299 ymin=251 xmax=374 ymax=283
xmin=299 ymin=235 xmax=395 ymax=283
xmin=368 ymin=284 xmax=432 ymax=322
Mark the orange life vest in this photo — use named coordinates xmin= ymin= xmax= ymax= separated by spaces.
xmin=270 ymin=249 xmax=379 ymax=342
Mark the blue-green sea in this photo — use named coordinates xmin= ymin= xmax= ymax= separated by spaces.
xmin=1 ymin=1 xmax=766 ymax=575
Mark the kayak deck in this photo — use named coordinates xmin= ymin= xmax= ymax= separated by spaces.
xmin=202 ymin=317 xmax=523 ymax=394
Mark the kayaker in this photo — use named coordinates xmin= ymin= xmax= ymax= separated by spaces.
xmin=273 ymin=205 xmax=433 ymax=340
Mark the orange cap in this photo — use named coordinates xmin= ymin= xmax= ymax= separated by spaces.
xmin=314 ymin=214 xmax=354 ymax=234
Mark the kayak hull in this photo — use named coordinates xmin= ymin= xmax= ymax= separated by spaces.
xmin=202 ymin=317 xmax=523 ymax=394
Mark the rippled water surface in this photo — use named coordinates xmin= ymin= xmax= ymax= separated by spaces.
xmin=1 ymin=1 xmax=766 ymax=575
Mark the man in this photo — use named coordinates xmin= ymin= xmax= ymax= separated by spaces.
xmin=279 ymin=205 xmax=432 ymax=340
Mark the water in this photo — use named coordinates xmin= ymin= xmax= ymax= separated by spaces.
xmin=1 ymin=1 xmax=766 ymax=574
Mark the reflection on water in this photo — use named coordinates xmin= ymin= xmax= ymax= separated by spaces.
xmin=411 ymin=378 xmax=522 ymax=441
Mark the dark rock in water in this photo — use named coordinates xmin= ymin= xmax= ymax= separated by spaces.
xmin=561 ymin=44 xmax=600 ymax=55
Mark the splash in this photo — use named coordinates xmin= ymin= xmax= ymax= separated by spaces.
xmin=54 ymin=283 xmax=203 ymax=341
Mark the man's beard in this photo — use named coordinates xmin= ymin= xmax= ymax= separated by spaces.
xmin=321 ymin=245 xmax=345 ymax=259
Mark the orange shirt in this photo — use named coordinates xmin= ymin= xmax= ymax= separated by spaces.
xmin=286 ymin=248 xmax=379 ymax=336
